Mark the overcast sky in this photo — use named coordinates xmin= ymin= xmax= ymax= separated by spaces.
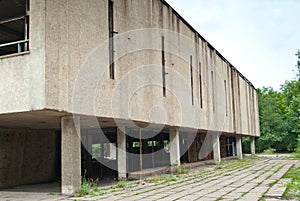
xmin=165 ymin=0 xmax=300 ymax=90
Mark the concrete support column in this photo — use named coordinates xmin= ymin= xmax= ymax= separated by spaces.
xmin=212 ymin=133 xmax=221 ymax=164
xmin=117 ymin=127 xmax=127 ymax=180
xmin=250 ymin=136 xmax=255 ymax=154
xmin=169 ymin=127 xmax=180 ymax=167
xmin=61 ymin=116 xmax=81 ymax=195
xmin=232 ymin=141 xmax=236 ymax=156
xmin=236 ymin=135 xmax=243 ymax=160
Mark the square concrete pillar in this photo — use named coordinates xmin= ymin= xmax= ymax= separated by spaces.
xmin=250 ymin=136 xmax=255 ymax=154
xmin=236 ymin=135 xmax=243 ymax=160
xmin=117 ymin=127 xmax=127 ymax=180
xmin=169 ymin=127 xmax=180 ymax=167
xmin=61 ymin=116 xmax=81 ymax=195
xmin=212 ymin=133 xmax=221 ymax=164
xmin=232 ymin=141 xmax=236 ymax=156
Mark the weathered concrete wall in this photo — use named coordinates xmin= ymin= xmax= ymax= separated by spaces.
xmin=44 ymin=0 xmax=260 ymax=136
xmin=45 ymin=0 xmax=108 ymax=110
xmin=0 ymin=128 xmax=58 ymax=188
xmin=0 ymin=0 xmax=46 ymax=114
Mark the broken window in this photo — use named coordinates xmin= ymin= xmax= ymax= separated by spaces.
xmin=0 ymin=0 xmax=29 ymax=57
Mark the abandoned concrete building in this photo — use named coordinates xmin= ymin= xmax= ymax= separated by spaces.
xmin=0 ymin=0 xmax=260 ymax=195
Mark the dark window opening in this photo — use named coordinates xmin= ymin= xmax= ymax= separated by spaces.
xmin=211 ymin=70 xmax=215 ymax=112
xmin=92 ymin=143 xmax=116 ymax=160
xmin=81 ymin=128 xmax=118 ymax=181
xmin=162 ymin=36 xmax=166 ymax=97
xmin=226 ymin=137 xmax=236 ymax=157
xmin=147 ymin=141 xmax=160 ymax=147
xmin=126 ymin=128 xmax=170 ymax=172
xmin=0 ymin=0 xmax=29 ymax=57
xmin=224 ymin=80 xmax=228 ymax=116
xmin=108 ymin=0 xmax=115 ymax=79
xmin=199 ymin=62 xmax=203 ymax=108
xmin=132 ymin=141 xmax=140 ymax=148
xmin=190 ymin=56 xmax=194 ymax=105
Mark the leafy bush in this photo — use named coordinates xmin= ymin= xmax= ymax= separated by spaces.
xmin=296 ymin=134 xmax=300 ymax=154
xmin=262 ymin=148 xmax=276 ymax=154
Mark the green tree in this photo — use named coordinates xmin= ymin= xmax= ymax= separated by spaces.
xmin=254 ymin=50 xmax=300 ymax=153
xmin=292 ymin=50 xmax=300 ymax=153
xmin=295 ymin=50 xmax=300 ymax=80
xmin=256 ymin=87 xmax=289 ymax=152
xmin=281 ymin=80 xmax=300 ymax=151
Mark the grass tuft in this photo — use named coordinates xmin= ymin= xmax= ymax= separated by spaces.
xmin=176 ymin=164 xmax=189 ymax=174
xmin=283 ymin=166 xmax=300 ymax=199
xmin=75 ymin=171 xmax=98 ymax=197
xmin=116 ymin=180 xmax=127 ymax=189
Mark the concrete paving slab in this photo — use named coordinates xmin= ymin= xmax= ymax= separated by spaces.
xmin=0 ymin=157 xmax=297 ymax=201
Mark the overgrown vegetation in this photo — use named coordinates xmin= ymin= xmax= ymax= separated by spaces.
xmin=175 ymin=164 xmax=189 ymax=174
xmin=73 ymin=158 xmax=258 ymax=198
xmin=147 ymin=174 xmax=178 ymax=183
xmin=296 ymin=134 xmax=300 ymax=157
xmin=116 ymin=180 xmax=127 ymax=189
xmin=283 ymin=166 xmax=300 ymax=199
xmin=75 ymin=174 xmax=98 ymax=197
xmin=214 ymin=159 xmax=252 ymax=170
xmin=262 ymin=148 xmax=276 ymax=154
xmin=243 ymin=50 xmax=300 ymax=153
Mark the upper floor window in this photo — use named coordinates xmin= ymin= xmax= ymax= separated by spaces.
xmin=0 ymin=0 xmax=29 ymax=57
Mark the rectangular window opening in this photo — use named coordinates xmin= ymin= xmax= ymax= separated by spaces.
xmin=0 ymin=0 xmax=30 ymax=57
xmin=108 ymin=0 xmax=115 ymax=79
xmin=211 ymin=71 xmax=215 ymax=112
xmin=199 ymin=62 xmax=203 ymax=108
xmin=190 ymin=56 xmax=194 ymax=105
xmin=224 ymin=80 xmax=228 ymax=116
xmin=132 ymin=141 xmax=140 ymax=148
xmin=162 ymin=36 xmax=166 ymax=97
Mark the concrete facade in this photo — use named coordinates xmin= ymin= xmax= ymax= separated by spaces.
xmin=0 ymin=0 xmax=259 ymax=194
xmin=42 ymin=0 xmax=260 ymax=136
xmin=0 ymin=0 xmax=260 ymax=136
